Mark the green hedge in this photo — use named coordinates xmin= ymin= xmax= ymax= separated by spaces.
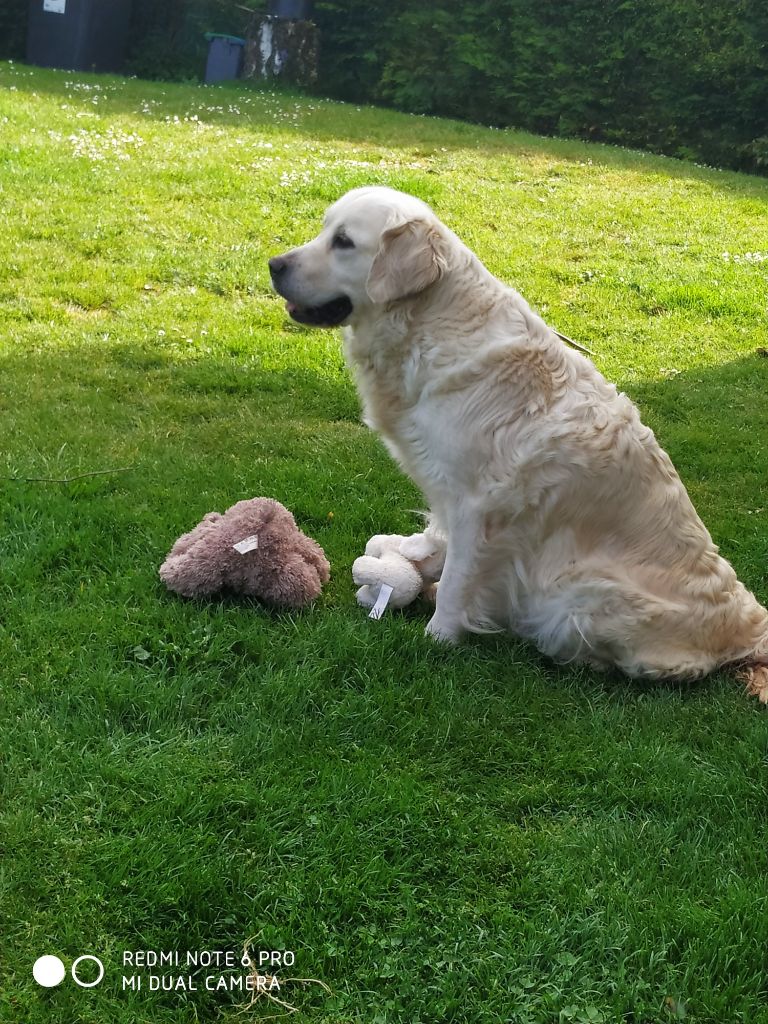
xmin=313 ymin=0 xmax=768 ymax=174
xmin=123 ymin=0 xmax=262 ymax=81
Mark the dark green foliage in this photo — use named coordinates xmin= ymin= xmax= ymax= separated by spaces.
xmin=123 ymin=0 xmax=262 ymax=81
xmin=313 ymin=0 xmax=768 ymax=174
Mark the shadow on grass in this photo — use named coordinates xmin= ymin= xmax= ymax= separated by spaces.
xmin=2 ymin=340 xmax=766 ymax=707
xmin=4 ymin=336 xmax=764 ymax=496
xmin=1 ymin=338 xmax=360 ymax=423
xmin=7 ymin=63 xmax=768 ymax=199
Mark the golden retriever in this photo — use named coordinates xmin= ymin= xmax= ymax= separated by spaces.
xmin=270 ymin=186 xmax=768 ymax=696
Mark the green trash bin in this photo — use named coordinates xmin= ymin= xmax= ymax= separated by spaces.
xmin=204 ymin=33 xmax=246 ymax=84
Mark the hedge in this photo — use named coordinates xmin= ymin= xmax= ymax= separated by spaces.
xmin=122 ymin=0 xmax=262 ymax=81
xmin=313 ymin=0 xmax=768 ymax=174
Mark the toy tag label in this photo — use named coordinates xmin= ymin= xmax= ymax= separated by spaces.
xmin=233 ymin=535 xmax=259 ymax=554
xmin=368 ymin=584 xmax=394 ymax=620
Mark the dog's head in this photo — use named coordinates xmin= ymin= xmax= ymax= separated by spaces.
xmin=269 ymin=186 xmax=452 ymax=327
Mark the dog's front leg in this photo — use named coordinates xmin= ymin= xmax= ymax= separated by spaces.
xmin=425 ymin=507 xmax=483 ymax=645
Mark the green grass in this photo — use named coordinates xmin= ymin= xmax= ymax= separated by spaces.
xmin=2 ymin=62 xmax=768 ymax=1024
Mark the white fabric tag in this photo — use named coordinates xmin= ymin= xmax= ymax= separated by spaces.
xmin=233 ymin=535 xmax=259 ymax=554
xmin=368 ymin=584 xmax=394 ymax=620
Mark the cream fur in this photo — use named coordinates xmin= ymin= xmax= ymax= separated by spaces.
xmin=273 ymin=186 xmax=768 ymax=685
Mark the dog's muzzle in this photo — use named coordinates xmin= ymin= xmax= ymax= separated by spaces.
xmin=268 ymin=256 xmax=353 ymax=328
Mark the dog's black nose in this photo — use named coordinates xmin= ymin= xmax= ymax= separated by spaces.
xmin=269 ymin=256 xmax=289 ymax=279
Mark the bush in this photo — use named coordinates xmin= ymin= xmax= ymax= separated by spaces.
xmin=313 ymin=0 xmax=768 ymax=174
xmin=124 ymin=0 xmax=262 ymax=81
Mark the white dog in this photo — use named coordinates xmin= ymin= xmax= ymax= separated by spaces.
xmin=270 ymin=186 xmax=768 ymax=695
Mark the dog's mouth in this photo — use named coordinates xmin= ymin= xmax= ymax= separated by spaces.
xmin=285 ymin=296 xmax=353 ymax=328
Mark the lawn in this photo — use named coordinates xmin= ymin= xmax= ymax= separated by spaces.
xmin=1 ymin=62 xmax=768 ymax=1024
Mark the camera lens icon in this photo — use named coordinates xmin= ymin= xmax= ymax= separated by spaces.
xmin=71 ymin=955 xmax=105 ymax=987
xmin=33 ymin=954 xmax=105 ymax=988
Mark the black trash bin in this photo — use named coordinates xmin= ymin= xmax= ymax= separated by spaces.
xmin=268 ymin=0 xmax=314 ymax=20
xmin=26 ymin=0 xmax=133 ymax=74
xmin=204 ymin=33 xmax=245 ymax=84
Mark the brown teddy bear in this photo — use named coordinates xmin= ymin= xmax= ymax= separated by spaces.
xmin=159 ymin=497 xmax=330 ymax=608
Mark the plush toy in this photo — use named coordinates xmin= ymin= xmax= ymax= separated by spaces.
xmin=159 ymin=497 xmax=330 ymax=608
xmin=352 ymin=531 xmax=445 ymax=614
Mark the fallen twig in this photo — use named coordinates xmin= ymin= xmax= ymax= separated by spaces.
xmin=237 ymin=937 xmax=332 ymax=1018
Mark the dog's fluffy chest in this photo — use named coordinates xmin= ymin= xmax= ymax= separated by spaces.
xmin=343 ymin=318 xmax=466 ymax=493
xmin=344 ymin=318 xmax=427 ymax=430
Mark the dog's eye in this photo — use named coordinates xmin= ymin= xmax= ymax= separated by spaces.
xmin=331 ymin=233 xmax=355 ymax=250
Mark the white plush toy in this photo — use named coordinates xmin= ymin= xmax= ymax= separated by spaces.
xmin=353 ymin=531 xmax=446 ymax=617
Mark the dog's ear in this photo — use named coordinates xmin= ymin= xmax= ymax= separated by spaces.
xmin=366 ymin=218 xmax=451 ymax=304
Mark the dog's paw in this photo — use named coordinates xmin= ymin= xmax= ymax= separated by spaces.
xmin=425 ymin=612 xmax=462 ymax=645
